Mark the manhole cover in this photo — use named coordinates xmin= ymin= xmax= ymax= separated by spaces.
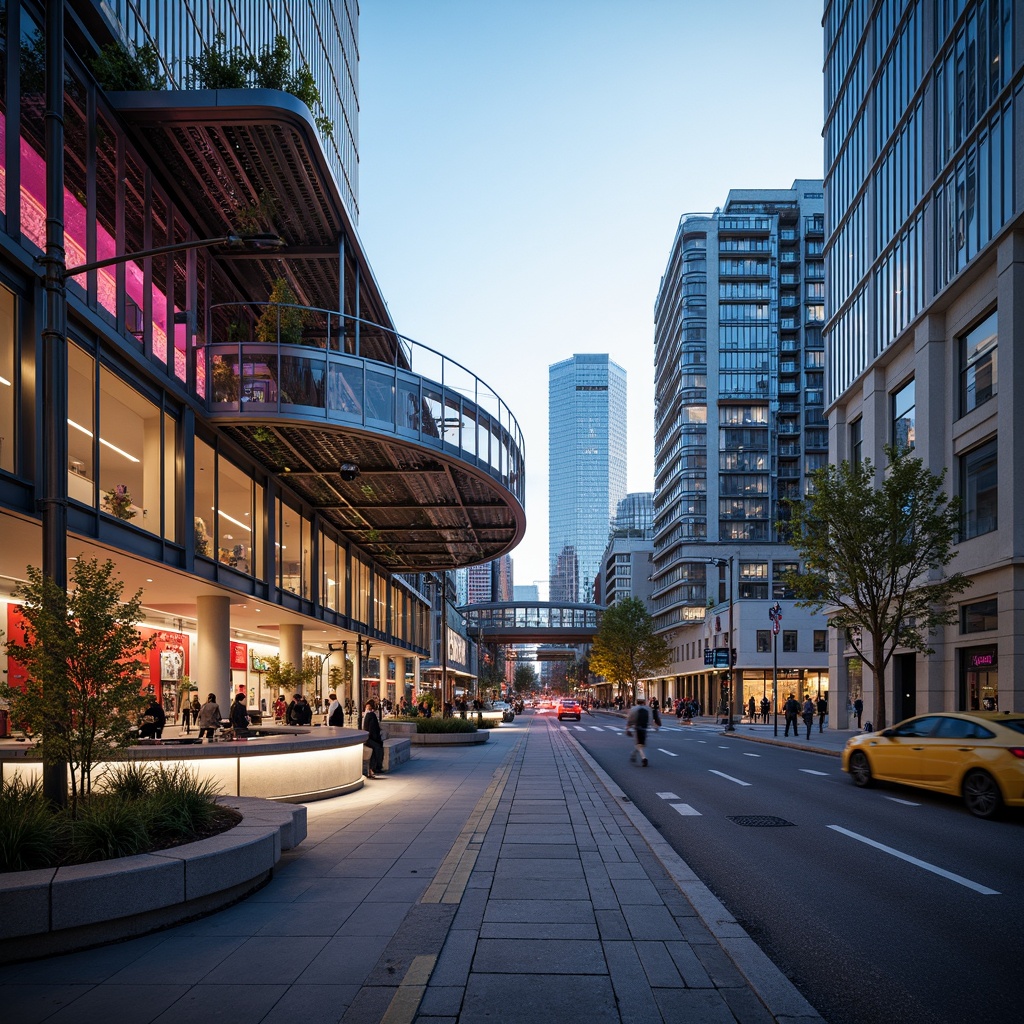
xmin=728 ymin=815 xmax=795 ymax=827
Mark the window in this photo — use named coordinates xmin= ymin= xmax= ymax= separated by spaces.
xmin=850 ymin=417 xmax=863 ymax=467
xmin=739 ymin=561 xmax=769 ymax=599
xmin=757 ymin=630 xmax=772 ymax=652
xmin=961 ymin=438 xmax=997 ymax=539
xmin=813 ymin=630 xmax=828 ymax=652
xmin=783 ymin=630 xmax=798 ymax=652
xmin=961 ymin=598 xmax=997 ymax=633
xmin=959 ymin=309 xmax=997 ymax=416
xmin=0 ymin=286 xmax=15 ymax=474
xmin=772 ymin=562 xmax=797 ymax=599
xmin=892 ymin=379 xmax=915 ymax=452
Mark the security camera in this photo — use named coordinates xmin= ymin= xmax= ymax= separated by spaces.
xmin=339 ymin=462 xmax=360 ymax=482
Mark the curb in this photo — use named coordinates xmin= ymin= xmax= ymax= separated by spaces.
xmin=567 ymin=735 xmax=825 ymax=1023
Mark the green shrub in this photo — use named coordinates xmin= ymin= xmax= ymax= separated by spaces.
xmin=390 ymin=716 xmax=478 ymax=734
xmin=68 ymin=797 xmax=151 ymax=863
xmin=99 ymin=760 xmax=155 ymax=800
xmin=0 ymin=777 xmax=62 ymax=872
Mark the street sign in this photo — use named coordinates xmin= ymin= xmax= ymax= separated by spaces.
xmin=704 ymin=647 xmax=731 ymax=668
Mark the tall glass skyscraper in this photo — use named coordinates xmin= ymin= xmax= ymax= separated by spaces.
xmin=548 ymin=355 xmax=627 ymax=603
xmin=824 ymin=1 xmax=1022 ymax=725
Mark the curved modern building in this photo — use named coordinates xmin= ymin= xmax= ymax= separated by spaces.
xmin=0 ymin=1 xmax=525 ymax=721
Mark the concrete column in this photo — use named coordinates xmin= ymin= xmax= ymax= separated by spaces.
xmin=413 ymin=656 xmax=420 ymax=693
xmin=352 ymin=646 xmax=362 ymax=719
xmin=279 ymin=623 xmax=303 ymax=685
xmin=395 ymin=656 xmax=407 ymax=701
xmin=196 ymin=595 xmax=231 ymax=705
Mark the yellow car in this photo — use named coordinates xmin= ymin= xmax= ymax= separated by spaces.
xmin=842 ymin=711 xmax=1024 ymax=819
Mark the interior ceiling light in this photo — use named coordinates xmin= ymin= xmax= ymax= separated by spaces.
xmin=67 ymin=419 xmax=139 ymax=463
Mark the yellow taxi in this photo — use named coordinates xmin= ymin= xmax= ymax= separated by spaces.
xmin=841 ymin=711 xmax=1024 ymax=819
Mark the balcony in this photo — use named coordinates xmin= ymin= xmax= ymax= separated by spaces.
xmin=202 ymin=302 xmax=526 ymax=571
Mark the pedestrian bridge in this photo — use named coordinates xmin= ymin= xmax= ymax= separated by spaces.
xmin=458 ymin=602 xmax=603 ymax=645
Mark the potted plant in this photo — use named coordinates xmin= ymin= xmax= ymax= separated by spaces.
xmin=102 ymin=484 xmax=136 ymax=520
xmin=256 ymin=278 xmax=304 ymax=347
xmin=194 ymin=517 xmax=211 ymax=556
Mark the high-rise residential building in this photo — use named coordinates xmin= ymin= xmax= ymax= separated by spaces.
xmin=647 ymin=183 xmax=829 ymax=714
xmin=461 ymin=557 xmax=512 ymax=605
xmin=548 ymin=354 xmax=627 ymax=604
xmin=824 ymin=1 xmax=1022 ymax=724
xmin=597 ymin=493 xmax=654 ymax=611
xmin=0 ymin=2 xmax=525 ymax=724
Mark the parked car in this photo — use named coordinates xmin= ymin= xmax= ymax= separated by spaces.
xmin=557 ymin=698 xmax=582 ymax=722
xmin=842 ymin=711 xmax=1024 ymax=818
xmin=488 ymin=701 xmax=515 ymax=723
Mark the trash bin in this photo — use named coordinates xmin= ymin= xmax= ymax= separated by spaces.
xmin=0 ymin=709 xmax=10 ymax=738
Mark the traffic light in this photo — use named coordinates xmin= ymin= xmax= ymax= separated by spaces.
xmin=731 ymin=648 xmax=737 ymax=665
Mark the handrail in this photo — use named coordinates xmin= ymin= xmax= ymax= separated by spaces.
xmin=201 ymin=301 xmax=526 ymax=504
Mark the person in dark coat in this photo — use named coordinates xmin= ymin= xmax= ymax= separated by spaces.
xmin=783 ymin=694 xmax=801 ymax=737
xmin=853 ymin=697 xmax=864 ymax=729
xmin=180 ymin=698 xmax=192 ymax=734
xmin=229 ymin=692 xmax=250 ymax=738
xmin=298 ymin=695 xmax=313 ymax=725
xmin=362 ymin=700 xmax=384 ymax=778
xmin=139 ymin=697 xmax=165 ymax=739
xmin=196 ymin=693 xmax=222 ymax=740
xmin=286 ymin=695 xmax=301 ymax=726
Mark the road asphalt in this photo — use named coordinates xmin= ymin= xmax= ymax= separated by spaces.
xmin=0 ymin=713 xmax=858 ymax=1023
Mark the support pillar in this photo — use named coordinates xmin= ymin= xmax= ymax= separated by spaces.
xmin=395 ymin=656 xmax=407 ymax=702
xmin=352 ymin=645 xmax=362 ymax=720
xmin=279 ymin=623 xmax=303 ymax=687
xmin=197 ymin=595 xmax=231 ymax=704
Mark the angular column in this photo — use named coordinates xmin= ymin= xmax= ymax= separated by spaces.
xmin=197 ymin=595 xmax=231 ymax=705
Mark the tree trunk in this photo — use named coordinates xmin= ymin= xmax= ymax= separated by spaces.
xmin=872 ymin=629 xmax=888 ymax=730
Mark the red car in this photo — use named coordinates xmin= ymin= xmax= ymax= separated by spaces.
xmin=557 ymin=699 xmax=582 ymax=721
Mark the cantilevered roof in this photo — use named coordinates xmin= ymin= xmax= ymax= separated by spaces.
xmin=109 ymin=89 xmax=526 ymax=570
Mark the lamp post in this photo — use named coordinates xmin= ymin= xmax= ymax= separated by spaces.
xmin=707 ymin=556 xmax=735 ymax=732
xmin=769 ymin=601 xmax=782 ymax=736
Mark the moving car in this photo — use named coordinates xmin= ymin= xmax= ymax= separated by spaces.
xmin=841 ymin=711 xmax=1024 ymax=818
xmin=489 ymin=701 xmax=515 ymax=723
xmin=557 ymin=698 xmax=582 ymax=722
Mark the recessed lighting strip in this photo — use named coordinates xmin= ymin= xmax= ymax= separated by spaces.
xmin=67 ymin=419 xmax=139 ymax=463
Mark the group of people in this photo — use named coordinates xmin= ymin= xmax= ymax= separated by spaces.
xmin=138 ymin=691 xmax=236 ymax=741
xmin=781 ymin=694 xmax=828 ymax=739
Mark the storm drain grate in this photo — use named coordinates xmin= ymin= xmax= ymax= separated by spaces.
xmin=728 ymin=815 xmax=796 ymax=828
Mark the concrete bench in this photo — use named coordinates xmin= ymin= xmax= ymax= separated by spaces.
xmin=0 ymin=798 xmax=305 ymax=962
xmin=361 ymin=736 xmax=412 ymax=772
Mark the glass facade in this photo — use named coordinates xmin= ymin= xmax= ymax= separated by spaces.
xmin=548 ymin=355 xmax=627 ymax=603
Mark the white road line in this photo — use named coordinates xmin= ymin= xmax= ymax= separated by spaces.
xmin=883 ymin=795 xmax=920 ymax=806
xmin=573 ymin=726 xmax=586 ymax=731
xmin=717 ymin=745 xmax=729 ymax=749
xmin=656 ymin=792 xmax=681 ymax=800
xmin=589 ymin=726 xmax=605 ymax=731
xmin=799 ymin=769 xmax=830 ymax=776
xmin=671 ymin=803 xmax=701 ymax=816
xmin=742 ymin=752 xmax=761 ymax=757
xmin=657 ymin=748 xmax=678 ymax=757
xmin=709 ymin=770 xmax=752 ymax=787
xmin=827 ymin=825 xmax=1000 ymax=895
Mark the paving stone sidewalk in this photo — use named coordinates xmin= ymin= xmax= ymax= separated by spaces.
xmin=0 ymin=716 xmax=824 ymax=1023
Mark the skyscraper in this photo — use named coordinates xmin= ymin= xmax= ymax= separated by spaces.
xmin=647 ymin=182 xmax=829 ymax=714
xmin=548 ymin=355 xmax=627 ymax=603
xmin=824 ymin=1 xmax=1022 ymax=724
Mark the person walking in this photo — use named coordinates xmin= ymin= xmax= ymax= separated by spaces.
xmin=196 ymin=692 xmax=222 ymax=741
xmin=853 ymin=697 xmax=864 ymax=729
xmin=760 ymin=696 xmax=771 ymax=724
xmin=783 ymin=694 xmax=801 ymax=737
xmin=625 ymin=697 xmax=651 ymax=767
xmin=362 ymin=700 xmax=385 ymax=778
xmin=747 ymin=695 xmax=756 ymax=723
xmin=802 ymin=695 xmax=815 ymax=739
xmin=180 ymin=697 xmax=192 ymax=734
xmin=816 ymin=694 xmax=828 ymax=732
xmin=286 ymin=694 xmax=301 ymax=726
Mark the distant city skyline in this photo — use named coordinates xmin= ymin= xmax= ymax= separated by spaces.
xmin=358 ymin=1 xmax=825 ymax=593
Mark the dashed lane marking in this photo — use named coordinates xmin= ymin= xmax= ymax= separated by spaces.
xmin=827 ymin=825 xmax=1000 ymax=895
xmin=671 ymin=803 xmax=702 ymax=816
xmin=656 ymin=792 xmax=681 ymax=800
xmin=743 ymin=752 xmax=761 ymax=757
xmin=709 ymin=769 xmax=752 ymax=787
xmin=657 ymin=749 xmax=678 ymax=756
xmin=883 ymin=795 xmax=920 ymax=806
xmin=799 ymin=769 xmax=830 ymax=776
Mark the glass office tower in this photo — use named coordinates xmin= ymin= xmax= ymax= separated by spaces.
xmin=548 ymin=355 xmax=627 ymax=604
xmin=824 ymin=1 xmax=1022 ymax=725
xmin=648 ymin=182 xmax=829 ymax=715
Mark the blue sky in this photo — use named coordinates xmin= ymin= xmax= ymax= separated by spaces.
xmin=357 ymin=1 xmax=826 ymax=595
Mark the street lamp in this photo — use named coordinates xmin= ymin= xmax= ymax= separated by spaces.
xmin=706 ymin=556 xmax=735 ymax=732
xmin=769 ymin=601 xmax=782 ymax=736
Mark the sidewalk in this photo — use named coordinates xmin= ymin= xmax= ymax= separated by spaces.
xmin=0 ymin=715 xmax=824 ymax=1024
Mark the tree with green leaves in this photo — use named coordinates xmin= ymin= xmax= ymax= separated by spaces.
xmin=0 ymin=558 xmax=153 ymax=813
xmin=513 ymin=662 xmax=537 ymax=693
xmin=781 ymin=446 xmax=971 ymax=730
xmin=589 ymin=598 xmax=670 ymax=705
